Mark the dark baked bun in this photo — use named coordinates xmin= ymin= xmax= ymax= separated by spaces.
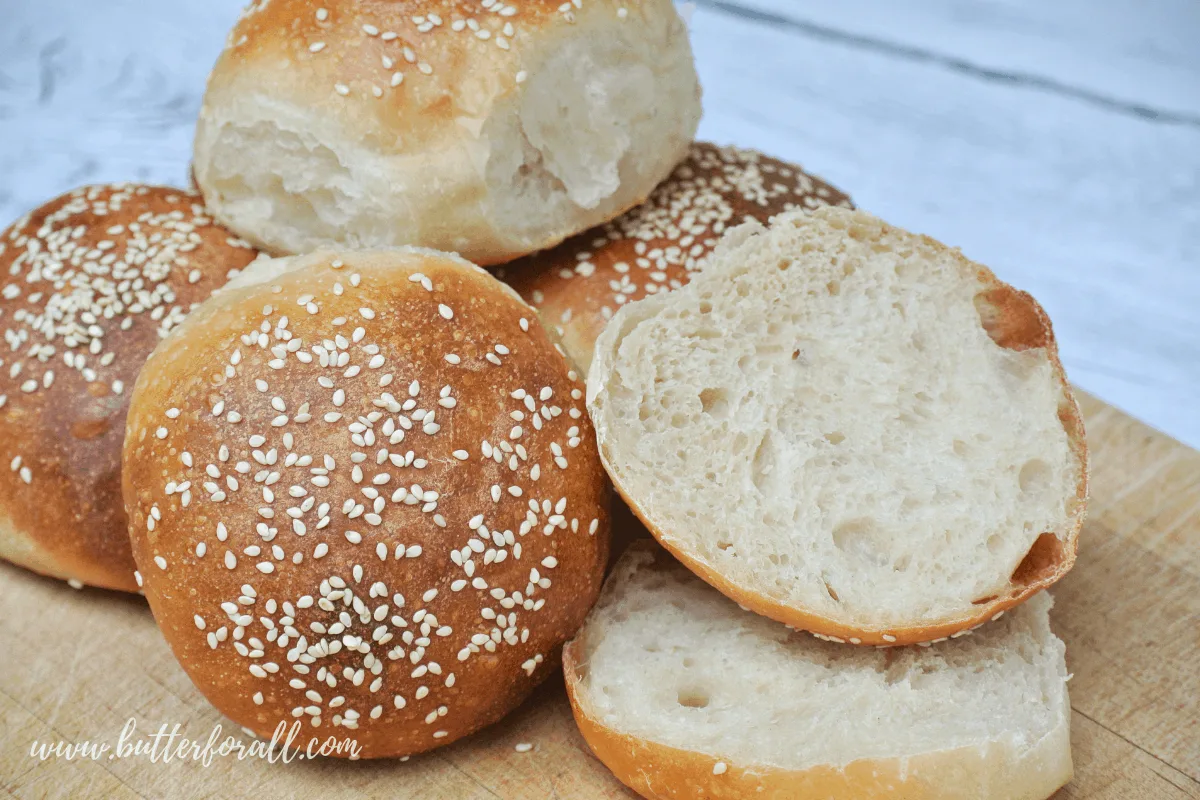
xmin=0 ymin=184 xmax=258 ymax=591
xmin=194 ymin=0 xmax=702 ymax=265
xmin=123 ymin=249 xmax=611 ymax=758
xmin=497 ymin=142 xmax=852 ymax=372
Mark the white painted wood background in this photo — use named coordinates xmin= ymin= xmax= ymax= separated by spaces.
xmin=1 ymin=0 xmax=1196 ymax=447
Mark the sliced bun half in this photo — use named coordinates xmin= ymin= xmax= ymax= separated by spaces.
xmin=564 ymin=542 xmax=1073 ymax=800
xmin=587 ymin=208 xmax=1088 ymax=645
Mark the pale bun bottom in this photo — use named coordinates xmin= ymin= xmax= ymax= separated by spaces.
xmin=563 ymin=642 xmax=1073 ymax=800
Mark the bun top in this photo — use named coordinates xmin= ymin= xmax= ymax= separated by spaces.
xmin=196 ymin=0 xmax=702 ymax=263
xmin=0 ymin=184 xmax=258 ymax=591
xmin=215 ymin=0 xmax=627 ymax=136
xmin=123 ymin=249 xmax=610 ymax=757
xmin=499 ymin=143 xmax=853 ymax=371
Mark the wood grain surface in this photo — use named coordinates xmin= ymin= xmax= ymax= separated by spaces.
xmin=0 ymin=391 xmax=1196 ymax=799
xmin=1 ymin=0 xmax=1197 ymax=450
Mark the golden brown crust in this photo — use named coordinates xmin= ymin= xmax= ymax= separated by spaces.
xmin=210 ymin=0 xmax=546 ymax=152
xmin=593 ymin=208 xmax=1088 ymax=647
xmin=0 ymin=184 xmax=258 ymax=592
xmin=123 ymin=249 xmax=610 ymax=758
xmin=561 ymin=542 xmax=1074 ymax=800
xmin=497 ymin=142 xmax=853 ymax=372
xmin=214 ymin=0 xmax=646 ymax=136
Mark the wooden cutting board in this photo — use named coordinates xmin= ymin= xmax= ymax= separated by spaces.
xmin=1 ymin=391 xmax=1197 ymax=799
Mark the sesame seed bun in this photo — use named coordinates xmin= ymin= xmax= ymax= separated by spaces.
xmin=563 ymin=542 xmax=1073 ymax=800
xmin=587 ymin=208 xmax=1087 ymax=647
xmin=496 ymin=142 xmax=853 ymax=373
xmin=193 ymin=0 xmax=702 ymax=266
xmin=123 ymin=249 xmax=610 ymax=758
xmin=0 ymin=184 xmax=258 ymax=592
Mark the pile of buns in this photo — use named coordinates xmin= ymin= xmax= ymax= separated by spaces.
xmin=0 ymin=2 xmax=1087 ymax=798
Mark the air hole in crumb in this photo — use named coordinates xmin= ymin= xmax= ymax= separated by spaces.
xmin=777 ymin=259 xmax=792 ymax=271
xmin=986 ymin=533 xmax=1003 ymax=554
xmin=750 ymin=433 xmax=776 ymax=492
xmin=699 ymin=300 xmax=713 ymax=314
xmin=971 ymin=594 xmax=999 ymax=606
xmin=826 ymin=280 xmax=841 ymax=296
xmin=1018 ymin=459 xmax=1051 ymax=493
xmin=832 ymin=519 xmax=886 ymax=566
xmin=717 ymin=541 xmax=735 ymax=553
xmin=677 ymin=688 xmax=710 ymax=709
xmin=974 ymin=288 xmax=1048 ymax=351
xmin=1011 ymin=532 xmax=1063 ymax=587
xmin=953 ymin=439 xmax=969 ymax=457
xmin=644 ymin=643 xmax=660 ymax=653
xmin=824 ymin=431 xmax=845 ymax=445
xmin=682 ymin=658 xmax=695 ymax=668
xmin=699 ymin=388 xmax=729 ymax=416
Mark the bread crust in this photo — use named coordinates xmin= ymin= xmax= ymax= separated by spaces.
xmin=0 ymin=184 xmax=258 ymax=591
xmin=498 ymin=142 xmax=852 ymax=373
xmin=589 ymin=208 xmax=1089 ymax=646
xmin=124 ymin=249 xmax=610 ymax=758
xmin=194 ymin=0 xmax=701 ymax=265
xmin=562 ymin=543 xmax=1074 ymax=800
